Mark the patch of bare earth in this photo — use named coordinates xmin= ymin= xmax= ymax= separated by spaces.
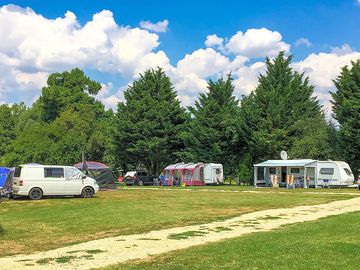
xmin=2 ymin=197 xmax=360 ymax=270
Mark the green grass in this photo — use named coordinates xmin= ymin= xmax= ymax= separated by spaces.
xmin=168 ymin=230 xmax=208 ymax=240
xmin=0 ymin=187 xmax=356 ymax=257
xmin=104 ymin=211 xmax=360 ymax=270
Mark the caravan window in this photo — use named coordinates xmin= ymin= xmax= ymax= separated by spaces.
xmin=184 ymin=170 xmax=191 ymax=181
xmin=344 ymin=168 xmax=353 ymax=175
xmin=290 ymin=168 xmax=300 ymax=174
xmin=319 ymin=168 xmax=334 ymax=175
xmin=44 ymin=168 xmax=64 ymax=178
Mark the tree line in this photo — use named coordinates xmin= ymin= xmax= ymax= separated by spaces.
xmin=0 ymin=52 xmax=359 ymax=182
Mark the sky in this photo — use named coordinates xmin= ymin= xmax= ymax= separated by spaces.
xmin=0 ymin=0 xmax=360 ymax=115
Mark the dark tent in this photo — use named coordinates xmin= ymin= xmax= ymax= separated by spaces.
xmin=74 ymin=161 xmax=117 ymax=189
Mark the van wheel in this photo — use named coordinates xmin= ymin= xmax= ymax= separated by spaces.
xmin=138 ymin=180 xmax=144 ymax=186
xmin=29 ymin=188 xmax=43 ymax=200
xmin=81 ymin=187 xmax=94 ymax=198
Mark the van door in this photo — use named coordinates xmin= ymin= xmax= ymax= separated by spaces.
xmin=65 ymin=167 xmax=84 ymax=195
xmin=44 ymin=168 xmax=66 ymax=195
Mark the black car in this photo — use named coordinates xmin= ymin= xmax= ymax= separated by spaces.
xmin=124 ymin=171 xmax=159 ymax=186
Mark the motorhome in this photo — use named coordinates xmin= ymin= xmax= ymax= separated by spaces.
xmin=12 ymin=164 xmax=99 ymax=200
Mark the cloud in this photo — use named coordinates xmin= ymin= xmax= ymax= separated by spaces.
xmin=292 ymin=47 xmax=360 ymax=117
xmin=1 ymin=5 xmax=360 ymax=117
xmin=205 ymin=34 xmax=224 ymax=48
xmin=139 ymin=19 xmax=169 ymax=33
xmin=225 ymin=28 xmax=290 ymax=58
xmin=330 ymin=43 xmax=353 ymax=56
xmin=295 ymin=37 xmax=312 ymax=47
xmin=0 ymin=5 xmax=171 ymax=105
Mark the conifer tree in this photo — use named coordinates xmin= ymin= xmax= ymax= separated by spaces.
xmin=182 ymin=75 xmax=243 ymax=176
xmin=240 ymin=52 xmax=331 ymax=164
xmin=332 ymin=60 xmax=360 ymax=176
xmin=114 ymin=68 xmax=188 ymax=174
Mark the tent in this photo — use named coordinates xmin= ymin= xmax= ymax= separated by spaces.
xmin=0 ymin=167 xmax=11 ymax=189
xmin=74 ymin=161 xmax=117 ymax=189
xmin=163 ymin=163 xmax=205 ymax=186
xmin=0 ymin=167 xmax=14 ymax=198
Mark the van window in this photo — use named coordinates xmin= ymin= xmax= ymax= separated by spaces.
xmin=44 ymin=168 xmax=64 ymax=178
xmin=14 ymin=166 xmax=22 ymax=177
xmin=319 ymin=168 xmax=334 ymax=175
xmin=344 ymin=168 xmax=353 ymax=175
xmin=290 ymin=168 xmax=300 ymax=174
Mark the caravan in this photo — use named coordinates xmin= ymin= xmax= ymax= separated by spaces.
xmin=204 ymin=163 xmax=224 ymax=185
xmin=254 ymin=159 xmax=355 ymax=188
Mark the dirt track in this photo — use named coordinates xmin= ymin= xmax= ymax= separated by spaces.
xmin=2 ymin=196 xmax=360 ymax=270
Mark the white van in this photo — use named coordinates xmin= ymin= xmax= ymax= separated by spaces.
xmin=12 ymin=164 xmax=99 ymax=200
xmin=204 ymin=163 xmax=224 ymax=185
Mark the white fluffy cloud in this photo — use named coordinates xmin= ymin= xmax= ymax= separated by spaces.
xmin=139 ymin=19 xmax=169 ymax=33
xmin=295 ymin=37 xmax=312 ymax=47
xmin=225 ymin=28 xmax=290 ymax=58
xmin=1 ymin=4 xmax=359 ymax=115
xmin=205 ymin=34 xmax=224 ymax=48
xmin=0 ymin=5 xmax=171 ymax=105
xmin=292 ymin=47 xmax=360 ymax=117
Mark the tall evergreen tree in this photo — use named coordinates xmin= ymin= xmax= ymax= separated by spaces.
xmin=181 ymin=75 xmax=243 ymax=176
xmin=240 ymin=52 xmax=331 ymax=165
xmin=114 ymin=68 xmax=188 ymax=174
xmin=332 ymin=59 xmax=360 ymax=176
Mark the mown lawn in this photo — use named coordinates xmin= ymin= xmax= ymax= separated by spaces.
xmin=0 ymin=186 xmax=356 ymax=257
xmin=106 ymin=211 xmax=360 ymax=270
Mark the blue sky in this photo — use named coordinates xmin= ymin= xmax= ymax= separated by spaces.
xmin=0 ymin=0 xmax=360 ymax=114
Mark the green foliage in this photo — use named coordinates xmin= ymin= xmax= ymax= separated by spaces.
xmin=38 ymin=68 xmax=103 ymax=122
xmin=238 ymin=153 xmax=252 ymax=185
xmin=114 ymin=68 xmax=188 ymax=174
xmin=181 ymin=75 xmax=243 ymax=176
xmin=1 ymin=68 xmax=114 ymax=167
xmin=332 ymin=60 xmax=360 ymax=176
xmin=240 ymin=52 xmax=331 ymax=164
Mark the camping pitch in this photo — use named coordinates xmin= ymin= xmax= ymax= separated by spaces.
xmin=254 ymin=159 xmax=355 ymax=188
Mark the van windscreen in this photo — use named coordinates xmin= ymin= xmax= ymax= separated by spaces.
xmin=14 ymin=167 xmax=22 ymax=177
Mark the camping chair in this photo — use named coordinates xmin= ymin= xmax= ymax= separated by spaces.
xmin=323 ymin=179 xmax=331 ymax=189
xmin=286 ymin=175 xmax=295 ymax=189
xmin=295 ymin=177 xmax=303 ymax=188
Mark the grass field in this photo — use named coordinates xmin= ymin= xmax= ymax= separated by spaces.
xmin=0 ymin=186 xmax=357 ymax=257
xmin=105 ymin=211 xmax=360 ymax=270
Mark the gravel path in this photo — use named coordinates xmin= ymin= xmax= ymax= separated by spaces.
xmin=2 ymin=196 xmax=360 ymax=270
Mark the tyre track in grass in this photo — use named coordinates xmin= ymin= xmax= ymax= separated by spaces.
xmin=2 ymin=196 xmax=360 ymax=270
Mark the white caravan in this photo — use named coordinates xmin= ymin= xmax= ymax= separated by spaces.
xmin=204 ymin=163 xmax=224 ymax=185
xmin=310 ymin=161 xmax=354 ymax=187
xmin=254 ymin=159 xmax=355 ymax=188
xmin=12 ymin=164 xmax=99 ymax=200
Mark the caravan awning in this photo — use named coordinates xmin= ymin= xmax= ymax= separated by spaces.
xmin=254 ymin=159 xmax=317 ymax=167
